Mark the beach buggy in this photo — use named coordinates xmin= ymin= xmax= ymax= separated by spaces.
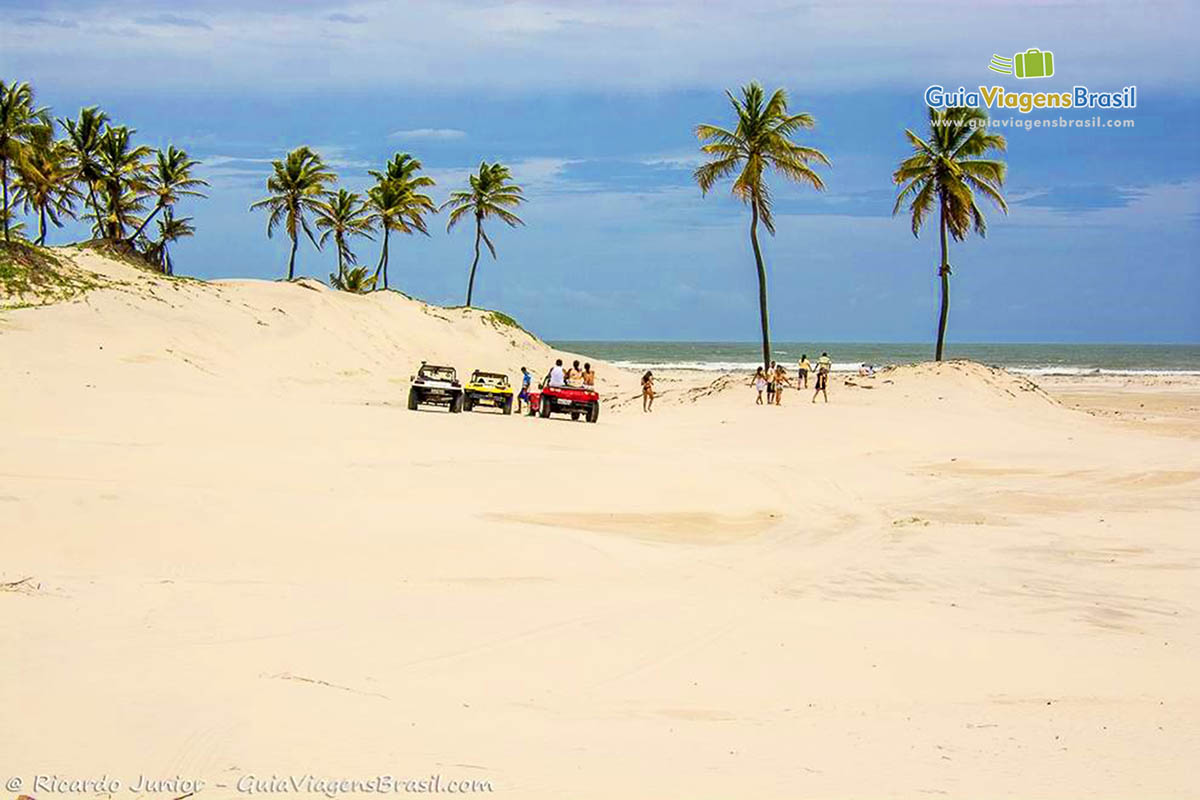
xmin=528 ymin=383 xmax=600 ymax=423
xmin=463 ymin=370 xmax=515 ymax=414
xmin=408 ymin=363 xmax=464 ymax=413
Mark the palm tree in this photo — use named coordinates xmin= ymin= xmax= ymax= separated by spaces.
xmin=127 ymin=145 xmax=208 ymax=244
xmin=314 ymin=189 xmax=374 ymax=287
xmin=249 ymin=146 xmax=336 ymax=280
xmin=366 ymin=153 xmax=435 ymax=290
xmin=694 ymin=82 xmax=830 ymax=369
xmin=440 ymin=161 xmax=525 ymax=307
xmin=330 ymin=265 xmax=377 ymax=294
xmin=94 ymin=125 xmax=153 ymax=240
xmin=892 ymin=106 xmax=1007 ymax=361
xmin=12 ymin=124 xmax=80 ymax=245
xmin=145 ymin=208 xmax=195 ymax=275
xmin=0 ymin=206 xmax=26 ymax=242
xmin=60 ymin=106 xmax=110 ymax=236
xmin=0 ymin=80 xmax=51 ymax=243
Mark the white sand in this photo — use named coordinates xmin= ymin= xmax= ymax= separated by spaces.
xmin=2 ymin=248 xmax=1197 ymax=799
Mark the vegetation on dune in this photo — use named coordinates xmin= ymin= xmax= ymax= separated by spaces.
xmin=694 ymin=82 xmax=830 ymax=370
xmin=483 ymin=309 xmax=537 ymax=339
xmin=892 ymin=106 xmax=1008 ymax=361
xmin=441 ymin=161 xmax=525 ymax=308
xmin=0 ymin=241 xmax=104 ymax=306
xmin=330 ymin=265 xmax=377 ymax=294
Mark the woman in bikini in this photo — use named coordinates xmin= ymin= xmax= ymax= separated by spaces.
xmin=642 ymin=370 xmax=655 ymax=412
xmin=773 ymin=364 xmax=791 ymax=405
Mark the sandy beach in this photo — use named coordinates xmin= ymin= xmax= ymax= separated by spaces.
xmin=2 ymin=248 xmax=1198 ymax=798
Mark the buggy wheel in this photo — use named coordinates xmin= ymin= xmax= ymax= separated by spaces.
xmin=503 ymin=398 xmax=513 ymax=415
xmin=587 ymin=402 xmax=600 ymax=423
xmin=539 ymin=399 xmax=552 ymax=418
xmin=463 ymin=396 xmax=474 ymax=412
xmin=570 ymin=411 xmax=580 ymax=421
xmin=407 ymin=388 xmax=419 ymax=411
xmin=451 ymin=394 xmax=464 ymax=413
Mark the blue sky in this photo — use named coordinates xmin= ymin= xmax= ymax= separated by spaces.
xmin=3 ymin=0 xmax=1199 ymax=343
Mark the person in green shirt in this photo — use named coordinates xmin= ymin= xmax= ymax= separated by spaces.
xmin=813 ymin=352 xmax=832 ymax=403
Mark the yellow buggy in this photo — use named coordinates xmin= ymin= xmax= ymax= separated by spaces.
xmin=463 ymin=370 xmax=514 ymax=415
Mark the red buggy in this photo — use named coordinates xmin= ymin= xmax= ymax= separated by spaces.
xmin=527 ymin=384 xmax=600 ymax=423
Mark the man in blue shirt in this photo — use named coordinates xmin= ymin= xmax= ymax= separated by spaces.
xmin=518 ymin=366 xmax=532 ymax=414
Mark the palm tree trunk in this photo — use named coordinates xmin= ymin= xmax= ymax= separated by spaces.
xmin=749 ymin=196 xmax=771 ymax=369
xmin=465 ymin=215 xmax=483 ymax=307
xmin=336 ymin=236 xmax=345 ymax=286
xmin=287 ymin=233 xmax=298 ymax=281
xmin=128 ymin=202 xmax=163 ymax=244
xmin=1 ymin=161 xmax=9 ymax=244
xmin=38 ymin=205 xmax=47 ymax=246
xmin=935 ymin=203 xmax=950 ymax=362
xmin=87 ymin=185 xmax=104 ymax=239
xmin=374 ymin=227 xmax=390 ymax=290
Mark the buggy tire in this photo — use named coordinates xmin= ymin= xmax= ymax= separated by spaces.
xmin=503 ymin=399 xmax=513 ymax=415
xmin=587 ymin=402 xmax=600 ymax=423
xmin=407 ymin=388 xmax=420 ymax=411
xmin=451 ymin=395 xmax=464 ymax=414
xmin=571 ymin=411 xmax=580 ymax=421
xmin=463 ymin=397 xmax=474 ymax=412
xmin=540 ymin=399 xmax=552 ymax=418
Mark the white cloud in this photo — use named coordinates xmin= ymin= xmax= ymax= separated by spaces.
xmin=6 ymin=0 xmax=1196 ymax=91
xmin=389 ymin=128 xmax=468 ymax=141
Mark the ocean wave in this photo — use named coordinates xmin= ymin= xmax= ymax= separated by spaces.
xmin=609 ymin=360 xmax=1200 ymax=377
xmin=611 ymin=360 xmax=878 ymax=373
xmin=1008 ymin=367 xmax=1200 ymax=377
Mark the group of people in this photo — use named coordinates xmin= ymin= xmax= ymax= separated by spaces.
xmin=516 ymin=359 xmax=597 ymax=414
xmin=753 ymin=352 xmax=832 ymax=405
xmin=515 ymin=351 xmax=831 ymax=416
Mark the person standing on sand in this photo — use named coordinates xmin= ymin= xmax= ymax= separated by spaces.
xmin=813 ymin=352 xmax=832 ymax=403
xmin=582 ymin=362 xmax=596 ymax=389
xmin=798 ymin=354 xmax=811 ymax=389
xmin=773 ymin=364 xmax=791 ymax=405
xmin=518 ymin=366 xmax=532 ymax=414
xmin=753 ymin=367 xmax=767 ymax=405
xmin=766 ymin=360 xmax=777 ymax=404
xmin=642 ymin=370 xmax=656 ymax=412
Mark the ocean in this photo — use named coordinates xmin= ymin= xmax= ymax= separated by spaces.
xmin=552 ymin=341 xmax=1200 ymax=377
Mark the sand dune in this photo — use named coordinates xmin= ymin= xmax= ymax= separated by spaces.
xmin=2 ymin=249 xmax=1197 ymax=799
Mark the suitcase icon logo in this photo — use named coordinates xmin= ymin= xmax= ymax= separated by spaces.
xmin=988 ymin=48 xmax=1055 ymax=79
